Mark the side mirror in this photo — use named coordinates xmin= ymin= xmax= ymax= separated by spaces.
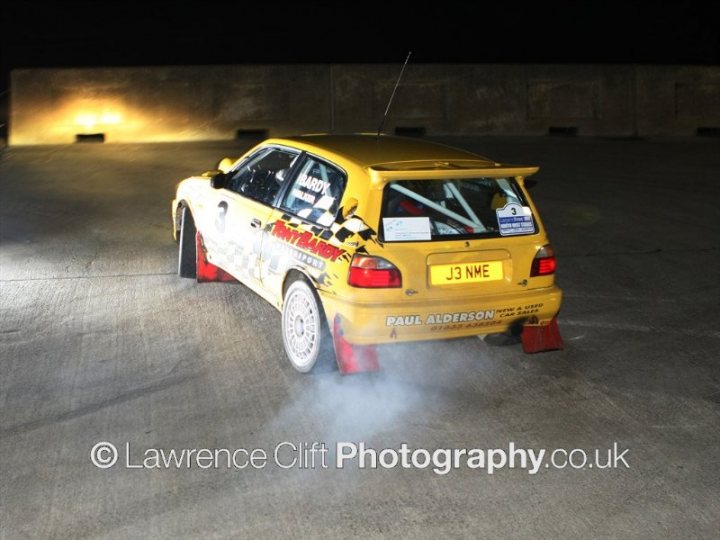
xmin=342 ymin=198 xmax=359 ymax=220
xmin=217 ymin=157 xmax=235 ymax=174
xmin=210 ymin=171 xmax=227 ymax=189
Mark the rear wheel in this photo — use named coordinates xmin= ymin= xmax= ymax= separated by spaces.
xmin=178 ymin=206 xmax=197 ymax=278
xmin=282 ymin=279 xmax=335 ymax=373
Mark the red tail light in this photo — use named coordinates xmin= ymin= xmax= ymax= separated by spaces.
xmin=530 ymin=245 xmax=557 ymax=276
xmin=348 ymin=254 xmax=402 ymax=288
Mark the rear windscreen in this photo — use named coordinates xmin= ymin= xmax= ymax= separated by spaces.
xmin=380 ymin=177 xmax=536 ymax=242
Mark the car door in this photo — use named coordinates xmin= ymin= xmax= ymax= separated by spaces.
xmin=204 ymin=146 xmax=301 ymax=290
xmin=260 ymin=153 xmax=349 ymax=300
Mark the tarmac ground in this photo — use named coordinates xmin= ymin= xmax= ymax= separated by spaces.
xmin=1 ymin=136 xmax=719 ymax=538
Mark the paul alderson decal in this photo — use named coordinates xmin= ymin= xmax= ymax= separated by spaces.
xmin=496 ymin=303 xmax=544 ymax=318
xmin=386 ymin=310 xmax=497 ymax=327
xmin=385 ymin=304 xmax=545 ymax=327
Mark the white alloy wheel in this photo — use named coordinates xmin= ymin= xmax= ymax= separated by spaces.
xmin=282 ymin=280 xmax=324 ymax=372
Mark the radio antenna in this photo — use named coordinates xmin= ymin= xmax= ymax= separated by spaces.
xmin=376 ymin=51 xmax=412 ymax=141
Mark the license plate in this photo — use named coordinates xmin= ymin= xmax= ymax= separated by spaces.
xmin=430 ymin=261 xmax=504 ymax=285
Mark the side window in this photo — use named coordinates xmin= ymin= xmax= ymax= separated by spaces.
xmin=226 ymin=148 xmax=299 ymax=205
xmin=280 ymin=156 xmax=347 ymax=227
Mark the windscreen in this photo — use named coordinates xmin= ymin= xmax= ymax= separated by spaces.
xmin=380 ymin=177 xmax=536 ymax=242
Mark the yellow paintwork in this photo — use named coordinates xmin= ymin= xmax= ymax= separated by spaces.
xmin=172 ymin=134 xmax=562 ymax=346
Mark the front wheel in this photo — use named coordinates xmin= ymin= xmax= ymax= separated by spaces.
xmin=282 ymin=280 xmax=335 ymax=373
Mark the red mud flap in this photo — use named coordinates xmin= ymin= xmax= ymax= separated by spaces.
xmin=195 ymin=232 xmax=237 ymax=283
xmin=522 ymin=317 xmax=564 ymax=353
xmin=333 ymin=315 xmax=379 ymax=374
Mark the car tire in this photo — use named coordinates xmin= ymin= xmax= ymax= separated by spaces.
xmin=282 ymin=279 xmax=335 ymax=373
xmin=178 ymin=206 xmax=197 ymax=278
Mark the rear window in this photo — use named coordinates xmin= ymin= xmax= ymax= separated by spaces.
xmin=380 ymin=177 xmax=536 ymax=242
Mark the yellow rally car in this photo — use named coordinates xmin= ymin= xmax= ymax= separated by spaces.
xmin=171 ymin=135 xmax=562 ymax=374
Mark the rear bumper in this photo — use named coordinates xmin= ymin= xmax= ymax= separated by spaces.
xmin=319 ymin=285 xmax=562 ymax=345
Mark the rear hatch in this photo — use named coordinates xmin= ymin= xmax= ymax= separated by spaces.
xmin=369 ymin=168 xmax=546 ymax=301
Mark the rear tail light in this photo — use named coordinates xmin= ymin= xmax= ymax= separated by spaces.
xmin=530 ymin=244 xmax=557 ymax=276
xmin=348 ymin=254 xmax=402 ymax=288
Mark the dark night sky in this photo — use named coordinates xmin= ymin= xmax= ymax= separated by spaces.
xmin=1 ymin=0 xmax=719 ymax=90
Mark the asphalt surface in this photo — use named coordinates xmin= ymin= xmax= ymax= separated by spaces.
xmin=1 ymin=136 xmax=719 ymax=538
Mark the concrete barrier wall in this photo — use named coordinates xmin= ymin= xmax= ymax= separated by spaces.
xmin=9 ymin=64 xmax=720 ymax=144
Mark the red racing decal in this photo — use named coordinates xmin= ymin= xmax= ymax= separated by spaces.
xmin=271 ymin=220 xmax=345 ymax=262
xmin=195 ymin=232 xmax=237 ymax=283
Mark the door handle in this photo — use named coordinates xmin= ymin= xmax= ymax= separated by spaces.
xmin=250 ymin=218 xmax=262 ymax=229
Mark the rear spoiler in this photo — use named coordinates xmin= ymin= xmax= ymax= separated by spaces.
xmin=368 ymin=164 xmax=540 ymax=187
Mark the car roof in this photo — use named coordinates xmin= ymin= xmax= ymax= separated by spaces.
xmin=268 ymin=134 xmax=498 ymax=170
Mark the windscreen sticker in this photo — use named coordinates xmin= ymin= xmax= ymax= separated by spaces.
xmin=314 ymin=195 xmax=335 ymax=210
xmin=383 ymin=217 xmax=432 ymax=241
xmin=495 ymin=203 xmax=534 ymax=236
xmin=290 ymin=188 xmax=317 ymax=205
xmin=296 ymin=173 xmax=330 ymax=194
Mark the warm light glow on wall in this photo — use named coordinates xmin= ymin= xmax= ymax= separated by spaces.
xmin=11 ymin=78 xmax=229 ymax=144
xmin=75 ymin=111 xmax=123 ymax=130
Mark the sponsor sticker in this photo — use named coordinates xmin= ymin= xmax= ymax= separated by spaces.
xmin=270 ymin=220 xmax=345 ymax=262
xmin=385 ymin=310 xmax=497 ymax=327
xmin=495 ymin=203 xmax=534 ymax=236
xmin=383 ymin=217 xmax=432 ymax=241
